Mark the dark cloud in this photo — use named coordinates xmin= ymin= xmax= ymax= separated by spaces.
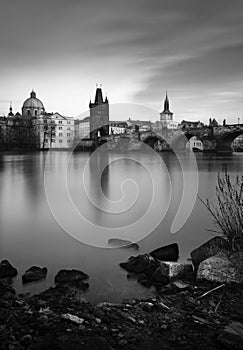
xmin=0 ymin=0 xmax=242 ymax=121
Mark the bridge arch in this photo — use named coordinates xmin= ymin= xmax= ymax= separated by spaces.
xmin=171 ymin=132 xmax=203 ymax=151
xmin=216 ymin=130 xmax=243 ymax=152
xmin=142 ymin=134 xmax=170 ymax=150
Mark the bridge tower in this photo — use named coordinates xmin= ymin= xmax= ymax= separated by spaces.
xmin=160 ymin=91 xmax=173 ymax=127
xmin=89 ymin=85 xmax=109 ymax=140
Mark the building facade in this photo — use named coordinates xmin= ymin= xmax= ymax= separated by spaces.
xmin=75 ymin=117 xmax=90 ymax=140
xmin=109 ymin=121 xmax=128 ymax=135
xmin=89 ymin=86 xmax=109 ymax=139
xmin=33 ymin=112 xmax=74 ymax=149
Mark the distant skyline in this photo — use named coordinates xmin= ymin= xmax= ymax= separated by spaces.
xmin=0 ymin=0 xmax=243 ymax=123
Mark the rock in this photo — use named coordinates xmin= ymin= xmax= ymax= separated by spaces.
xmin=152 ymin=262 xmax=193 ymax=284
xmin=0 ymin=260 xmax=17 ymax=279
xmin=61 ymin=313 xmax=85 ymax=325
xmin=0 ymin=307 xmax=8 ymax=322
xmin=20 ymin=334 xmax=32 ymax=346
xmin=22 ymin=266 xmax=47 ymax=283
xmin=118 ymin=339 xmax=128 ymax=346
xmin=172 ymin=280 xmax=189 ymax=289
xmin=119 ymin=254 xmax=160 ymax=276
xmin=197 ymin=252 xmax=243 ymax=283
xmin=149 ymin=243 xmax=179 ymax=261
xmin=191 ymin=236 xmax=229 ymax=269
xmin=0 ymin=279 xmax=15 ymax=298
xmin=54 ymin=269 xmax=89 ymax=284
xmin=108 ymin=238 xmax=139 ymax=250
xmin=218 ymin=322 xmax=243 ymax=349
xmin=151 ymin=267 xmax=170 ymax=285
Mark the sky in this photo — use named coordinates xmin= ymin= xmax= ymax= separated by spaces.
xmin=0 ymin=0 xmax=243 ymax=123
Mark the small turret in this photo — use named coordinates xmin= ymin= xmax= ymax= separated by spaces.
xmin=8 ymin=102 xmax=14 ymax=117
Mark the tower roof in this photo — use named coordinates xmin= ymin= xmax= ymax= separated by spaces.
xmin=162 ymin=91 xmax=172 ymax=114
xmin=94 ymin=88 xmax=104 ymax=104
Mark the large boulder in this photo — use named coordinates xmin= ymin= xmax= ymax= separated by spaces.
xmin=54 ymin=269 xmax=89 ymax=284
xmin=0 ymin=260 xmax=17 ymax=279
xmin=108 ymin=238 xmax=139 ymax=250
xmin=152 ymin=262 xmax=193 ymax=285
xmin=22 ymin=266 xmax=48 ymax=284
xmin=149 ymin=243 xmax=179 ymax=262
xmin=197 ymin=252 xmax=243 ymax=283
xmin=218 ymin=322 xmax=243 ymax=349
xmin=119 ymin=254 xmax=160 ymax=277
xmin=191 ymin=236 xmax=229 ymax=269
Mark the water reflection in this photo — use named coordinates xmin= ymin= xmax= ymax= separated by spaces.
xmin=0 ymin=151 xmax=243 ymax=302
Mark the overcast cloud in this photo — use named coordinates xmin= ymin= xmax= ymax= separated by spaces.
xmin=0 ymin=0 xmax=242 ymax=123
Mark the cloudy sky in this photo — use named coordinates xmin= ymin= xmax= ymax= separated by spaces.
xmin=0 ymin=0 xmax=243 ymax=123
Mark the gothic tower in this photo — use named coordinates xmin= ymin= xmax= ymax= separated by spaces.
xmin=160 ymin=91 xmax=173 ymax=127
xmin=89 ymin=85 xmax=109 ymax=139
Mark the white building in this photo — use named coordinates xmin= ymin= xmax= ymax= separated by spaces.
xmin=109 ymin=121 xmax=128 ymax=135
xmin=186 ymin=136 xmax=203 ymax=151
xmin=33 ymin=112 xmax=74 ymax=149
xmin=75 ymin=116 xmax=90 ymax=140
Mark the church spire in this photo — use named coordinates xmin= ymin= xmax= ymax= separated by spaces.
xmin=8 ymin=101 xmax=14 ymax=117
xmin=163 ymin=91 xmax=170 ymax=112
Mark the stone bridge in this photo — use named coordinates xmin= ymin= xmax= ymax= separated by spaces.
xmin=98 ymin=124 xmax=243 ymax=153
xmin=140 ymin=124 xmax=243 ymax=153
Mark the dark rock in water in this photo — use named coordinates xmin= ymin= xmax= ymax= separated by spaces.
xmin=0 ymin=260 xmax=17 ymax=279
xmin=22 ymin=266 xmax=48 ymax=284
xmin=108 ymin=238 xmax=139 ymax=250
xmin=149 ymin=243 xmax=179 ymax=262
xmin=0 ymin=279 xmax=15 ymax=299
xmin=191 ymin=236 xmax=229 ymax=269
xmin=120 ymin=254 xmax=160 ymax=277
xmin=54 ymin=269 xmax=89 ymax=284
xmin=151 ymin=267 xmax=170 ymax=286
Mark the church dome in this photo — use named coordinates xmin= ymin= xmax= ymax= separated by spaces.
xmin=22 ymin=90 xmax=45 ymax=117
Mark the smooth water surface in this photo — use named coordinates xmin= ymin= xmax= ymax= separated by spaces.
xmin=0 ymin=150 xmax=243 ymax=302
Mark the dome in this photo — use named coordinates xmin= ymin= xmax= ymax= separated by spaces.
xmin=22 ymin=90 xmax=45 ymax=117
xmin=23 ymin=91 xmax=44 ymax=109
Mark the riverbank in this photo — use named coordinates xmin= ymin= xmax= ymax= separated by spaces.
xmin=0 ymin=274 xmax=242 ymax=349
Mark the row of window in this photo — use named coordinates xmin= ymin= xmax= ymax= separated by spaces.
xmin=44 ymin=139 xmax=72 ymax=143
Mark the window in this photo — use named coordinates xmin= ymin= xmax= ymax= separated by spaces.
xmin=44 ymin=139 xmax=48 ymax=143
xmin=59 ymin=139 xmax=63 ymax=143
xmin=27 ymin=110 xmax=30 ymax=115
xmin=59 ymin=133 xmax=63 ymax=136
xmin=67 ymin=121 xmax=71 ymax=124
xmin=35 ymin=110 xmax=38 ymax=116
xmin=67 ymin=133 xmax=70 ymax=136
xmin=67 ymin=127 xmax=70 ymax=130
xmin=51 ymin=139 xmax=55 ymax=143
xmin=59 ymin=126 xmax=62 ymax=130
xmin=58 ymin=121 xmax=62 ymax=124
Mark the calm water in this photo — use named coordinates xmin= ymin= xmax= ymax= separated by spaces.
xmin=0 ymin=150 xmax=243 ymax=302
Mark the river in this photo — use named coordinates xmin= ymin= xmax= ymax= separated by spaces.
xmin=0 ymin=150 xmax=242 ymax=302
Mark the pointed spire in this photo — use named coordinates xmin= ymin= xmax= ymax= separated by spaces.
xmin=163 ymin=90 xmax=170 ymax=113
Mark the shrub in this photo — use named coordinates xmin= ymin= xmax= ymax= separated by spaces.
xmin=202 ymin=171 xmax=243 ymax=252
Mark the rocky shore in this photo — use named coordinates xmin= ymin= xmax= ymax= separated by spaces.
xmin=0 ymin=238 xmax=243 ymax=349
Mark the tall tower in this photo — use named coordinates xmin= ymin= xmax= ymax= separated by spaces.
xmin=160 ymin=91 xmax=173 ymax=127
xmin=89 ymin=85 xmax=109 ymax=139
